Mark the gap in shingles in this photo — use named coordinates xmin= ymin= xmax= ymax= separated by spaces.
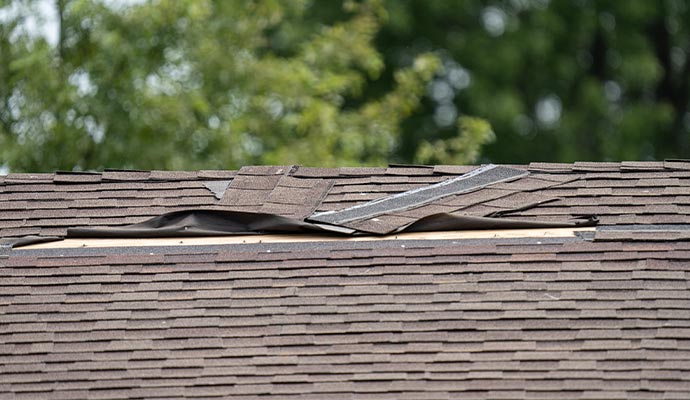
xmin=202 ymin=180 xmax=232 ymax=200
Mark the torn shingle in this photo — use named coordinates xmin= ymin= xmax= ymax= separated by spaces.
xmin=310 ymin=165 xmax=528 ymax=226
xmin=202 ymin=180 xmax=232 ymax=200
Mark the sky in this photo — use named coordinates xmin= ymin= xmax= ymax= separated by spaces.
xmin=0 ymin=0 xmax=58 ymax=46
xmin=0 ymin=0 xmax=142 ymax=175
xmin=0 ymin=0 xmax=145 ymax=47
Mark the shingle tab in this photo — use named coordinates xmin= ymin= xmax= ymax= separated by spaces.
xmin=239 ymin=165 xmax=293 ymax=176
xmin=3 ymin=173 xmax=54 ymax=183
xmin=338 ymin=167 xmax=388 ymax=176
xmin=53 ymin=171 xmax=103 ymax=184
xmin=102 ymin=169 xmax=151 ymax=181
xmin=433 ymin=165 xmax=477 ymax=175
xmin=197 ymin=170 xmax=237 ymax=179
xmin=528 ymin=162 xmax=573 ymax=173
xmin=217 ymin=171 xmax=332 ymax=219
xmin=621 ymin=161 xmax=665 ymax=171
xmin=291 ymin=166 xmax=341 ymax=178
xmin=664 ymin=159 xmax=690 ymax=170
xmin=149 ymin=170 xmax=199 ymax=181
xmin=385 ymin=165 xmax=435 ymax=176
xmin=573 ymin=161 xmax=621 ymax=172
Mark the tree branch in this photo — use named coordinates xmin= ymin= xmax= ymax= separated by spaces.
xmin=671 ymin=48 xmax=690 ymax=155
xmin=651 ymin=13 xmax=674 ymax=104
xmin=57 ymin=0 xmax=66 ymax=63
xmin=0 ymin=106 xmax=13 ymax=135
xmin=650 ymin=4 xmax=690 ymax=155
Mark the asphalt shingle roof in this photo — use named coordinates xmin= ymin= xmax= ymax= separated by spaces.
xmin=2 ymin=161 xmax=690 ymax=399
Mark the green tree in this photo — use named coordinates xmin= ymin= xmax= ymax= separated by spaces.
xmin=0 ymin=0 xmax=493 ymax=172
xmin=376 ymin=0 xmax=690 ymax=163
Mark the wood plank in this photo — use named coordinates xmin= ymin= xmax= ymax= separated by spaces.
xmin=19 ymin=227 xmax=595 ymax=249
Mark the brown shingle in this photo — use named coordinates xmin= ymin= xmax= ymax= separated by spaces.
xmin=664 ymin=159 xmax=690 ymax=170
xmin=433 ymin=165 xmax=477 ymax=175
xmin=53 ymin=171 xmax=103 ymax=184
xmin=197 ymin=170 xmax=237 ymax=179
xmin=148 ymin=170 xmax=199 ymax=181
xmin=338 ymin=167 xmax=387 ymax=176
xmin=621 ymin=161 xmax=665 ymax=171
xmin=102 ymin=169 xmax=151 ymax=181
xmin=385 ymin=165 xmax=435 ymax=176
xmin=291 ymin=166 xmax=341 ymax=178
xmin=573 ymin=161 xmax=622 ymax=172
xmin=3 ymin=162 xmax=690 ymax=399
xmin=238 ymin=165 xmax=293 ymax=176
xmin=3 ymin=173 xmax=55 ymax=183
xmin=528 ymin=162 xmax=573 ymax=172
xmin=219 ymin=188 xmax=273 ymax=207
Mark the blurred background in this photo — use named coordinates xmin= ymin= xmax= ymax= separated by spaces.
xmin=1 ymin=0 xmax=689 ymax=172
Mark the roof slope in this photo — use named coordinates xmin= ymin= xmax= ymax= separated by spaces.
xmin=2 ymin=161 xmax=690 ymax=239
xmin=2 ymin=161 xmax=690 ymax=399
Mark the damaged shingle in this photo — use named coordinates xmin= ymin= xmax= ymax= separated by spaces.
xmin=202 ymin=180 xmax=232 ymax=200
xmin=309 ymin=164 xmax=528 ymax=226
xmin=3 ymin=161 xmax=690 ymax=400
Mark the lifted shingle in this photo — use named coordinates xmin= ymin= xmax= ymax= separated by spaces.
xmin=310 ymin=165 xmax=528 ymax=226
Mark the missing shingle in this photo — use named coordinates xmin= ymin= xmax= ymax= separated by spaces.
xmin=309 ymin=164 xmax=529 ymax=226
xmin=202 ymin=180 xmax=232 ymax=200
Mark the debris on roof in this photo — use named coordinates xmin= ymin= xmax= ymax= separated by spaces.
xmin=2 ymin=161 xmax=690 ymax=399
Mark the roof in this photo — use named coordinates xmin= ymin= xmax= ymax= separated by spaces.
xmin=2 ymin=161 xmax=690 ymax=399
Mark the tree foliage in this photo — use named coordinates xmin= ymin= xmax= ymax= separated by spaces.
xmin=377 ymin=0 xmax=690 ymax=163
xmin=0 ymin=0 xmax=492 ymax=172
xmin=2 ymin=0 xmax=689 ymax=173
